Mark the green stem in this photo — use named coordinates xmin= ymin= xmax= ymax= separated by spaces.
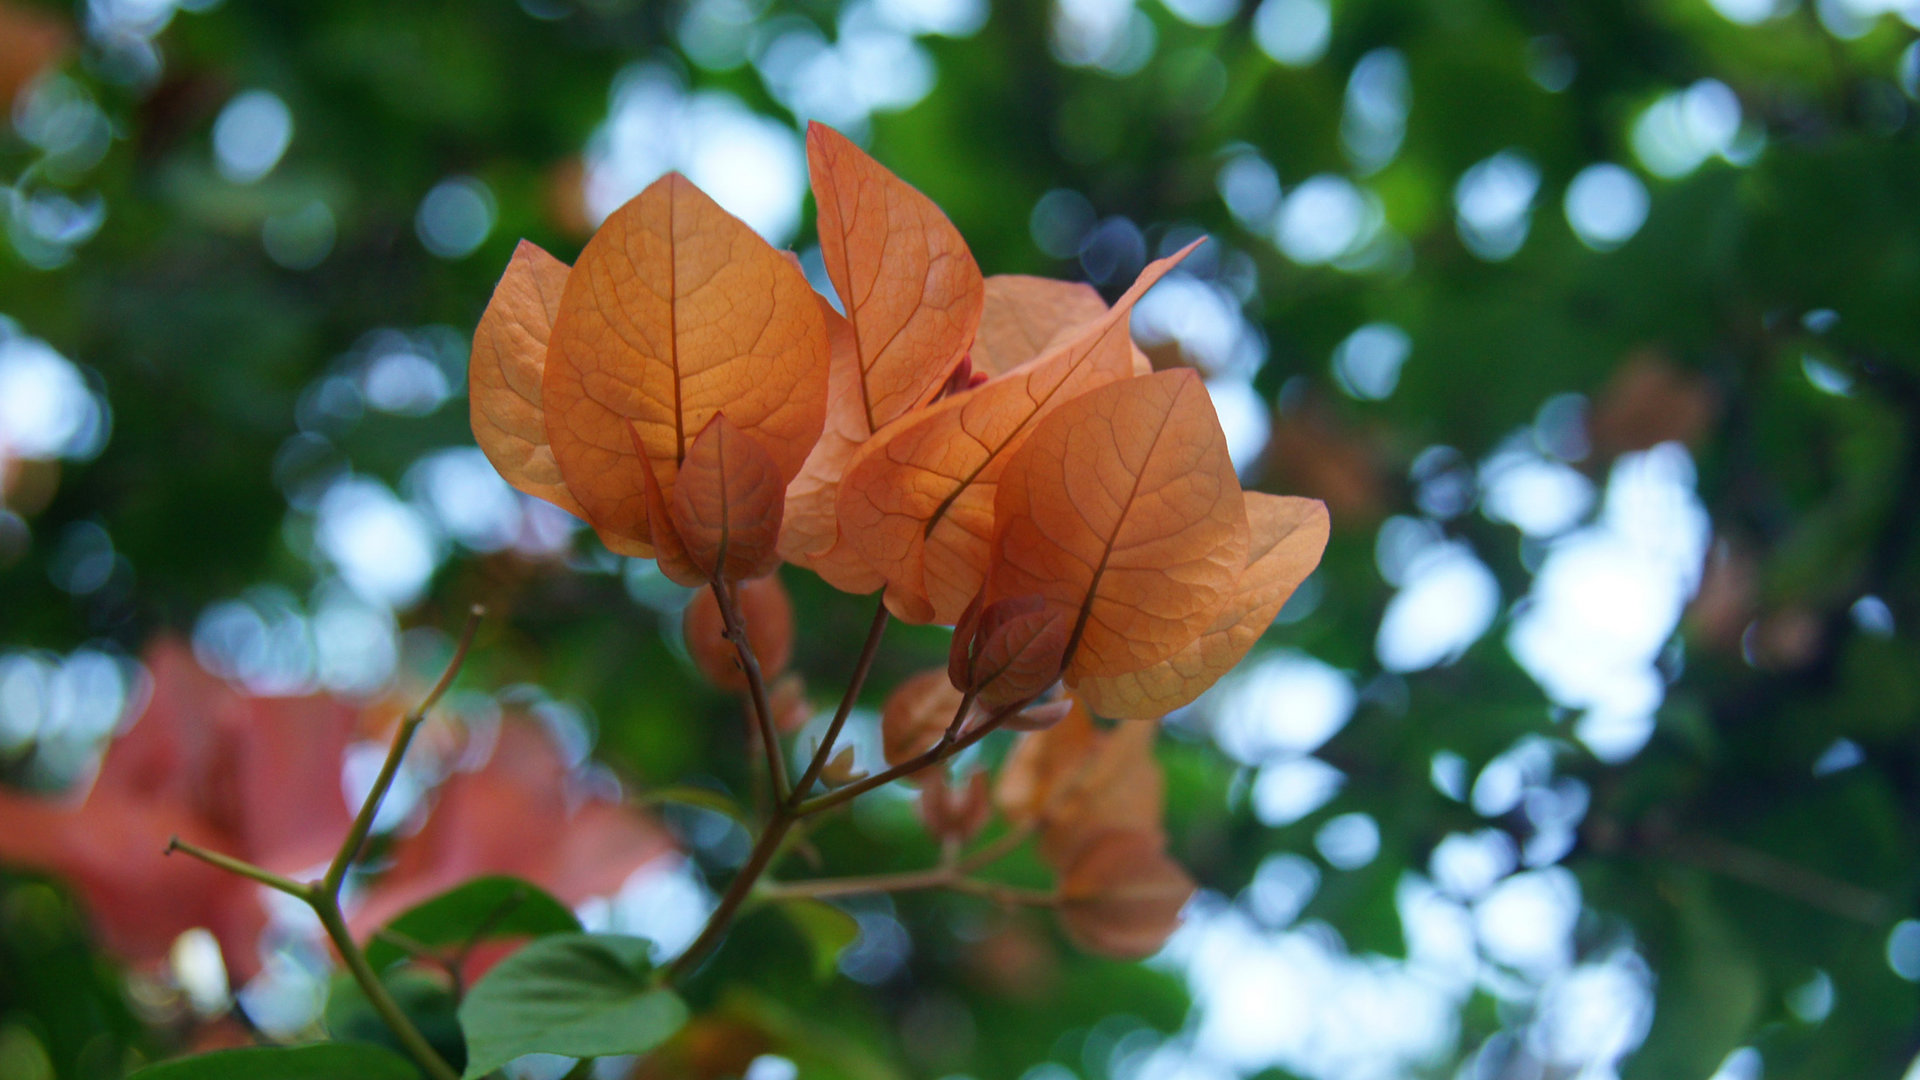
xmin=313 ymin=895 xmax=461 ymax=1080
xmin=324 ymin=606 xmax=483 ymax=896
xmin=665 ymin=811 xmax=796 ymax=982
xmin=163 ymin=608 xmax=483 ymax=1080
xmin=948 ymin=879 xmax=1058 ymax=907
xmin=164 ymin=838 xmax=310 ymax=898
xmin=788 ymin=598 xmax=890 ymax=806
xmin=711 ymin=580 xmax=790 ymax=802
xmin=663 ymin=621 xmax=1030 ymax=982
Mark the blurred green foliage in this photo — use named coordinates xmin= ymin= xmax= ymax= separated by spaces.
xmin=2 ymin=0 xmax=1918 ymax=1078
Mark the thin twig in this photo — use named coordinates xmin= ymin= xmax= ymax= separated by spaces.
xmin=324 ymin=605 xmax=484 ymax=896
xmin=795 ymin=690 xmax=1033 ymax=818
xmin=956 ymin=824 xmax=1035 ymax=874
xmin=664 ymin=811 xmax=797 ymax=982
xmin=789 ymin=598 xmax=890 ymax=805
xmin=166 ymin=608 xmax=483 ymax=1080
xmin=948 ymin=879 xmax=1058 ymax=907
xmin=757 ymin=826 xmax=1045 ymax=904
xmin=312 ymin=894 xmax=460 ymax=1080
xmin=664 ymin=635 xmax=1034 ymax=982
xmin=1664 ymin=832 xmax=1891 ymax=926
xmin=371 ymin=927 xmax=442 ymax=966
xmin=758 ymin=865 xmax=961 ymax=900
xmin=711 ymin=580 xmax=790 ymax=802
xmin=165 ymin=838 xmax=310 ymax=899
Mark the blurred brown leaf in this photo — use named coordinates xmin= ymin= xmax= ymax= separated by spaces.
xmin=0 ymin=639 xmax=355 ymax=977
xmin=352 ymin=720 xmax=672 ymax=935
xmin=881 ymin=668 xmax=966 ymax=780
xmin=1055 ymin=828 xmax=1195 ymax=959
xmin=1589 ymin=350 xmax=1718 ymax=456
xmin=0 ymin=2 xmax=68 ymax=112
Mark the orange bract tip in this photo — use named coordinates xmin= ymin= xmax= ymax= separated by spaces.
xmin=667 ymin=414 xmax=786 ymax=584
xmin=781 ymin=123 xmax=984 ymax=595
xmin=835 ymin=242 xmax=1204 ymax=626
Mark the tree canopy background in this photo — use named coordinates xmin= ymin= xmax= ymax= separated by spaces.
xmin=2 ymin=0 xmax=1918 ymax=1077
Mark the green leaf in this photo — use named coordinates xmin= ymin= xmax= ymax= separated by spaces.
xmin=127 ymin=1043 xmax=419 ymax=1080
xmin=364 ymin=875 xmax=581 ymax=972
xmin=639 ymin=784 xmax=754 ymax=827
xmin=455 ymin=933 xmax=687 ymax=1079
xmin=773 ymin=898 xmax=860 ymax=981
xmin=324 ymin=970 xmax=465 ymax=1074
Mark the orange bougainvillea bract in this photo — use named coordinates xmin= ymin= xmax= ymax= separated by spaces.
xmin=542 ymin=171 xmax=828 ymax=557
xmin=467 ymin=122 xmax=1329 ymax=961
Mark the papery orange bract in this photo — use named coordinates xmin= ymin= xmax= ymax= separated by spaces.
xmin=780 ymin=125 xmax=982 ymax=590
xmin=881 ymin=668 xmax=965 ymax=779
xmin=970 ymin=276 xmax=1108 ymax=377
xmin=994 ymin=699 xmax=1098 ymax=827
xmin=1077 ymin=494 xmax=1329 ymax=719
xmin=682 ymin=575 xmax=794 ymax=693
xmin=470 ymin=240 xmax=591 ymax=522
xmin=984 ymin=368 xmax=1248 ymax=683
xmin=806 ymin=121 xmax=981 ymax=434
xmin=643 ymin=414 xmax=785 ymax=586
xmin=776 ymin=301 xmax=887 ymax=593
xmin=544 ymin=172 xmax=828 ymax=551
xmin=837 ymin=241 xmax=1202 ymax=625
xmin=1056 ymin=829 xmax=1195 ymax=960
xmin=994 ymin=697 xmax=1164 ymax=864
xmin=1032 ymin=710 xmax=1165 ymax=865
xmin=0 ymin=639 xmax=355 ymax=978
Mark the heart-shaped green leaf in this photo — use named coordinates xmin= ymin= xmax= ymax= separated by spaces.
xmin=365 ymin=875 xmax=581 ymax=972
xmin=455 ymin=933 xmax=687 ymax=1079
xmin=127 ymin=1043 xmax=419 ymax=1080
